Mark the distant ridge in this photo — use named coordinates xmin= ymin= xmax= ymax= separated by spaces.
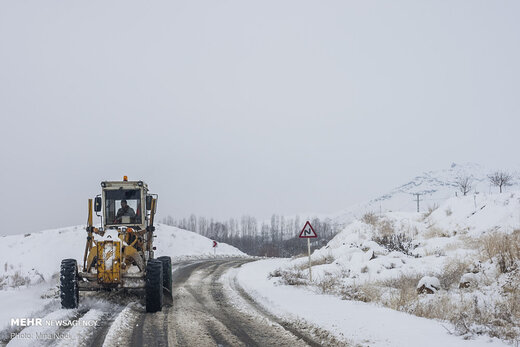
xmin=332 ymin=162 xmax=520 ymax=226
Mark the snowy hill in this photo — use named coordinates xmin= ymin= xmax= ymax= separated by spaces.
xmin=0 ymin=223 xmax=245 ymax=288
xmin=332 ymin=162 xmax=520 ymax=226
xmin=314 ymin=191 xmax=520 ymax=280
xmin=273 ymin=189 xmax=520 ymax=343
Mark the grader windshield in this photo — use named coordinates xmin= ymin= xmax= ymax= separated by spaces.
xmin=105 ymin=189 xmax=142 ymax=225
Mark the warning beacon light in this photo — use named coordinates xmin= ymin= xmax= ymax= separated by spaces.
xmin=123 ymin=176 xmax=128 ymax=181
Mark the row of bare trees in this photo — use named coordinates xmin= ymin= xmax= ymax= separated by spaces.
xmin=161 ymin=214 xmax=339 ymax=257
xmin=455 ymin=171 xmax=515 ymax=196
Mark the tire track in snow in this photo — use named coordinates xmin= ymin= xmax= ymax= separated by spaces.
xmin=222 ymin=265 xmax=351 ymax=347
xmin=55 ymin=309 xmax=106 ymax=347
xmin=168 ymin=258 xmax=317 ymax=346
xmin=103 ymin=258 xmax=349 ymax=346
xmin=3 ymin=295 xmax=127 ymax=347
xmin=63 ymin=295 xmax=129 ymax=347
xmin=85 ymin=304 xmax=126 ymax=347
xmin=100 ymin=302 xmax=140 ymax=347
xmin=130 ymin=305 xmax=171 ymax=347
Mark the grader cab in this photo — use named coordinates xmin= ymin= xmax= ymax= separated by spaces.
xmin=59 ymin=177 xmax=172 ymax=313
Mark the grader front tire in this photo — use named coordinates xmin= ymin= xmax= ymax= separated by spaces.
xmin=60 ymin=259 xmax=79 ymax=309
xmin=157 ymin=256 xmax=172 ymax=296
xmin=145 ymin=259 xmax=163 ymax=313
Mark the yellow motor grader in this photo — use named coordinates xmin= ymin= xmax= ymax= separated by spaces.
xmin=60 ymin=177 xmax=172 ymax=312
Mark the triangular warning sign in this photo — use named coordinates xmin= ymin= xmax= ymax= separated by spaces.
xmin=299 ymin=221 xmax=317 ymax=238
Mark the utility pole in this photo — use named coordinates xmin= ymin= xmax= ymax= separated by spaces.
xmin=414 ymin=193 xmax=422 ymax=212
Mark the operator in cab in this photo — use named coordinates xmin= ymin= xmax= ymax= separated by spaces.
xmin=115 ymin=199 xmax=136 ymax=223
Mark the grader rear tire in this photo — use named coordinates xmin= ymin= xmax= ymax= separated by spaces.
xmin=60 ymin=259 xmax=79 ymax=309
xmin=145 ymin=259 xmax=163 ymax=313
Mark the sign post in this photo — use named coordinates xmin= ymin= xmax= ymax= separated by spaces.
xmin=212 ymin=240 xmax=218 ymax=255
xmin=299 ymin=221 xmax=317 ymax=281
xmin=307 ymin=238 xmax=311 ymax=281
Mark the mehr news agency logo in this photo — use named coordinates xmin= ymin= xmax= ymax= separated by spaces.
xmin=10 ymin=317 xmax=99 ymax=340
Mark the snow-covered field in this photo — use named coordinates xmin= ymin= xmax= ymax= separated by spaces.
xmin=253 ymin=190 xmax=520 ymax=345
xmin=231 ymin=259 xmax=508 ymax=347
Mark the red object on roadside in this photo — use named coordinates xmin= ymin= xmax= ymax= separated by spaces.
xmin=213 ymin=240 xmax=218 ymax=247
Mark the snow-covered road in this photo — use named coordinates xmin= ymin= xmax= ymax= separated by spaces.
xmin=123 ymin=258 xmax=342 ymax=346
xmin=2 ymin=258 xmax=344 ymax=347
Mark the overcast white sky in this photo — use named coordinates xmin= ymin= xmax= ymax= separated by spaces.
xmin=1 ymin=1 xmax=519 ymax=235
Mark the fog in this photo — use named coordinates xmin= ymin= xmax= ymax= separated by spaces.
xmin=1 ymin=1 xmax=518 ymax=235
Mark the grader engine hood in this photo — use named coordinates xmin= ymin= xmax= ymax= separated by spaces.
xmin=96 ymin=240 xmax=121 ymax=284
xmin=80 ymin=228 xmax=148 ymax=290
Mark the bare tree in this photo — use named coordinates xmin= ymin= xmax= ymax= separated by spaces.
xmin=162 ymin=215 xmax=175 ymax=226
xmin=198 ymin=216 xmax=208 ymax=237
xmin=455 ymin=175 xmax=473 ymax=196
xmin=488 ymin=171 xmax=513 ymax=193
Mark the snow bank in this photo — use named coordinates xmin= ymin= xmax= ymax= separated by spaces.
xmin=235 ymin=259 xmax=507 ymax=347
xmin=154 ymin=224 xmax=246 ymax=260
xmin=269 ymin=190 xmax=520 ymax=344
xmin=0 ymin=223 xmax=245 ymax=286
